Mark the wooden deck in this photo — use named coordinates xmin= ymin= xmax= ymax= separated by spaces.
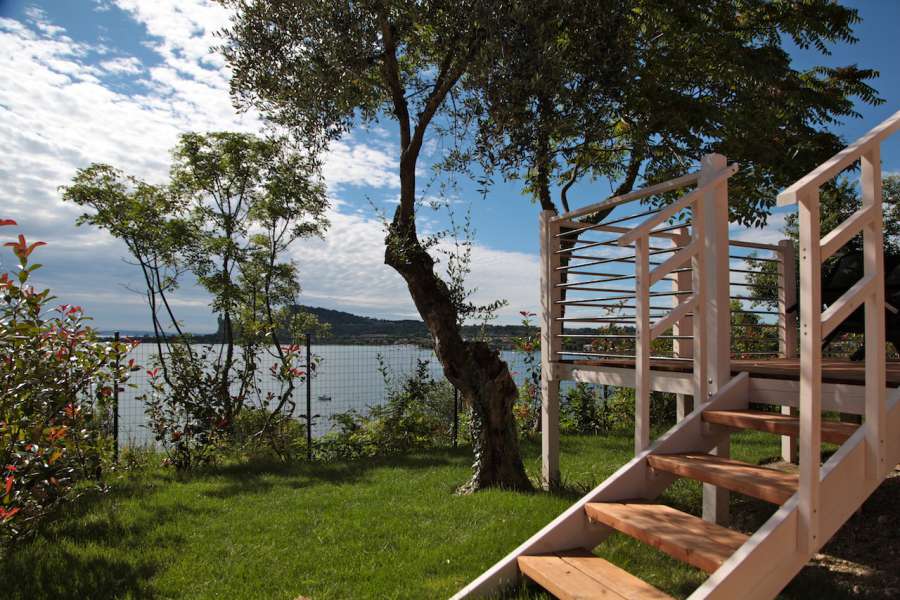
xmin=566 ymin=357 xmax=900 ymax=387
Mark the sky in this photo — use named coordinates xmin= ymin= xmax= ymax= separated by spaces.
xmin=0 ymin=0 xmax=897 ymax=334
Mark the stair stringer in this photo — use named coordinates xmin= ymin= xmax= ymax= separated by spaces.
xmin=451 ymin=372 xmax=751 ymax=599
xmin=690 ymin=386 xmax=900 ymax=600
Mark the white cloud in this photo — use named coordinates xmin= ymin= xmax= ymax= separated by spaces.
xmin=0 ymin=4 xmax=541 ymax=330
xmin=100 ymin=56 xmax=142 ymax=74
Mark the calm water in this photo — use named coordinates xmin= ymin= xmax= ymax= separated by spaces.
xmin=117 ymin=344 xmax=538 ymax=444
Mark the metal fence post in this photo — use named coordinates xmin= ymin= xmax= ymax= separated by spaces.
xmin=306 ymin=332 xmax=313 ymax=461
xmin=113 ymin=331 xmax=120 ymax=463
xmin=452 ymin=386 xmax=459 ymax=448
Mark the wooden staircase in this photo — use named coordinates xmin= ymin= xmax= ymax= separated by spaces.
xmin=454 ymin=377 xmax=900 ymax=599
xmin=454 ymin=111 xmax=900 ymax=600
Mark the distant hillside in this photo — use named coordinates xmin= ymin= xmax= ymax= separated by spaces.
xmin=207 ymin=305 xmax=539 ymax=346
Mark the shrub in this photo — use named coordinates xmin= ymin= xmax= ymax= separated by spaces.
xmin=561 ymin=383 xmax=611 ymax=435
xmin=140 ymin=344 xmax=232 ymax=470
xmin=315 ymin=358 xmax=457 ymax=460
xmin=0 ymin=220 xmax=132 ymax=546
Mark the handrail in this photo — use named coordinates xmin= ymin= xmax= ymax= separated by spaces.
xmin=784 ymin=111 xmax=895 ymax=554
xmin=777 ymin=110 xmax=900 ymax=206
xmin=554 ymin=171 xmax=701 ymax=222
xmin=617 ymin=163 xmax=738 ymax=246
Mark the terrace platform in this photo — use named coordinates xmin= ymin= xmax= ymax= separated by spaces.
xmin=565 ymin=357 xmax=900 ymax=387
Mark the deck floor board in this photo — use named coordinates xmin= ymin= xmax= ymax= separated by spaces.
xmin=565 ymin=357 xmax=900 ymax=387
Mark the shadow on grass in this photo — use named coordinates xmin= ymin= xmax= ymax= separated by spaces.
xmin=2 ymin=493 xmax=205 ymax=600
xmin=200 ymin=447 xmax=470 ymax=499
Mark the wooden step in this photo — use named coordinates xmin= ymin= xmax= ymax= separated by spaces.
xmin=518 ymin=549 xmax=673 ymax=600
xmin=584 ymin=502 xmax=748 ymax=573
xmin=647 ymin=453 xmax=798 ymax=505
xmin=702 ymin=409 xmax=858 ymax=445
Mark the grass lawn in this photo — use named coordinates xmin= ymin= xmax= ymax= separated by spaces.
xmin=3 ymin=431 xmax=896 ymax=599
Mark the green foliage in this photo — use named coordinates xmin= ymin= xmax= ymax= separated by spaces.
xmin=450 ymin=0 xmax=883 ymax=225
xmin=63 ymin=133 xmax=330 ymax=465
xmin=0 ymin=220 xmax=132 ymax=545
xmin=315 ymin=358 xmax=458 ymax=461
xmin=511 ymin=311 xmax=541 ymax=434
xmin=560 ymin=383 xmax=611 ymax=435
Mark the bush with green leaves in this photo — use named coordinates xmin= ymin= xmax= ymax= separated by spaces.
xmin=561 ymin=383 xmax=611 ymax=435
xmin=0 ymin=219 xmax=133 ymax=546
xmin=315 ymin=358 xmax=458 ymax=461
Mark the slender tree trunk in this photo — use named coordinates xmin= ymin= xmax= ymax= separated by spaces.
xmin=385 ymin=208 xmax=531 ymax=493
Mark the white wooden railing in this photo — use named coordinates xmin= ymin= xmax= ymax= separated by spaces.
xmin=776 ymin=109 xmax=900 ymax=552
xmin=620 ymin=158 xmax=738 ymax=452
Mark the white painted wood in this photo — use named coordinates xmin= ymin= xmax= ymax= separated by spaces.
xmin=797 ymin=188 xmax=823 ymax=553
xmin=777 ymin=239 xmax=798 ymax=360
xmin=700 ymin=153 xmax=732 ymax=526
xmin=650 ymin=294 xmax=696 ymax=340
xmin=861 ymin=146 xmax=887 ymax=481
xmin=820 ymin=273 xmax=877 ymax=339
xmin=556 ymin=171 xmax=701 ymax=222
xmin=747 ymin=377 xmax=867 ymax=415
xmin=635 ymin=236 xmax=652 ymax=453
xmin=730 ymin=239 xmax=781 ymax=251
xmin=617 ymin=164 xmax=738 ymax=246
xmin=539 ymin=211 xmax=561 ymax=489
xmin=451 ymin=373 xmax=750 ymax=600
xmin=820 ymin=203 xmax=877 ymax=260
xmin=650 ymin=239 xmax=698 ymax=286
xmin=777 ymin=110 xmax=900 ymax=206
xmin=559 ymin=364 xmax=695 ymax=395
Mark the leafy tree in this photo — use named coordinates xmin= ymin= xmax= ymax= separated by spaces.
xmin=218 ymin=0 xmax=532 ymax=491
xmin=460 ymin=0 xmax=882 ymax=225
xmin=216 ymin=0 xmax=881 ymax=491
xmin=63 ymin=133 xmax=329 ymax=464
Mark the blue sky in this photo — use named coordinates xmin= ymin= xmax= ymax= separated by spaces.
xmin=0 ymin=0 xmax=897 ymax=333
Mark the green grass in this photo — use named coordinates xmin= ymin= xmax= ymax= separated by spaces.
xmin=0 ymin=431 xmax=874 ymax=599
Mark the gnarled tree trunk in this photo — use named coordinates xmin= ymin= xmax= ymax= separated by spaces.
xmin=385 ymin=220 xmax=531 ymax=493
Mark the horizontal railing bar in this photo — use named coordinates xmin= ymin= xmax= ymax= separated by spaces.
xmin=729 ymin=255 xmax=780 ymax=263
xmin=729 ymin=282 xmax=757 ymax=287
xmin=731 ymin=323 xmax=779 ymax=327
xmin=555 ymin=334 xmax=693 ymax=339
xmin=555 ymin=238 xmax=678 ymax=255
xmin=729 ymin=268 xmax=765 ymax=275
xmin=556 ymin=256 xmax=664 ymax=269
xmin=599 ymin=208 xmax=664 ymax=227
xmin=732 ymin=351 xmax=781 ymax=356
xmin=554 ymin=220 xmax=684 ymax=241
xmin=557 ymin=351 xmax=693 ymax=362
xmin=732 ymin=309 xmax=779 ymax=314
xmin=555 ymin=171 xmax=701 ymax=222
xmin=729 ymin=239 xmax=781 ymax=251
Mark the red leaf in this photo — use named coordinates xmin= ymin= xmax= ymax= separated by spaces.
xmin=0 ymin=219 xmax=17 ymax=227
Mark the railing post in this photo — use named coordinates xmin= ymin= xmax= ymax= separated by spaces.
xmin=540 ymin=211 xmax=561 ymax=489
xmin=673 ymin=228 xmax=694 ymax=421
xmin=861 ymin=146 xmax=887 ymax=481
xmin=778 ymin=239 xmax=799 ymax=463
xmin=798 ymin=188 xmax=822 ymax=552
xmin=700 ymin=153 xmax=731 ymax=525
xmin=634 ymin=236 xmax=651 ymax=453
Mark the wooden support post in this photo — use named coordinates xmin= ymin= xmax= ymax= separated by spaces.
xmin=540 ymin=211 xmax=561 ymax=490
xmin=778 ymin=239 xmax=799 ymax=463
xmin=861 ymin=147 xmax=887 ymax=481
xmin=700 ymin=153 xmax=731 ymax=526
xmin=798 ymin=188 xmax=822 ymax=553
xmin=635 ymin=236 xmax=651 ymax=454
xmin=673 ymin=228 xmax=694 ymax=421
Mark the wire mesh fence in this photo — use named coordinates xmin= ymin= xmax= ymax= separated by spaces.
xmin=113 ymin=336 xmax=535 ymax=449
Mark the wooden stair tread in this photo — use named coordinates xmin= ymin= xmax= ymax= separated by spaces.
xmin=518 ymin=549 xmax=673 ymax=600
xmin=702 ymin=409 xmax=858 ymax=445
xmin=584 ymin=502 xmax=748 ymax=573
xmin=647 ymin=453 xmax=798 ymax=505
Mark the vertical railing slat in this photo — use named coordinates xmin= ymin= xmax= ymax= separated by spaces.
xmin=778 ymin=239 xmax=799 ymax=463
xmin=540 ymin=210 xmax=562 ymax=489
xmin=798 ymin=187 xmax=822 ymax=552
xmin=861 ymin=147 xmax=887 ymax=481
xmin=634 ymin=236 xmax=651 ymax=454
